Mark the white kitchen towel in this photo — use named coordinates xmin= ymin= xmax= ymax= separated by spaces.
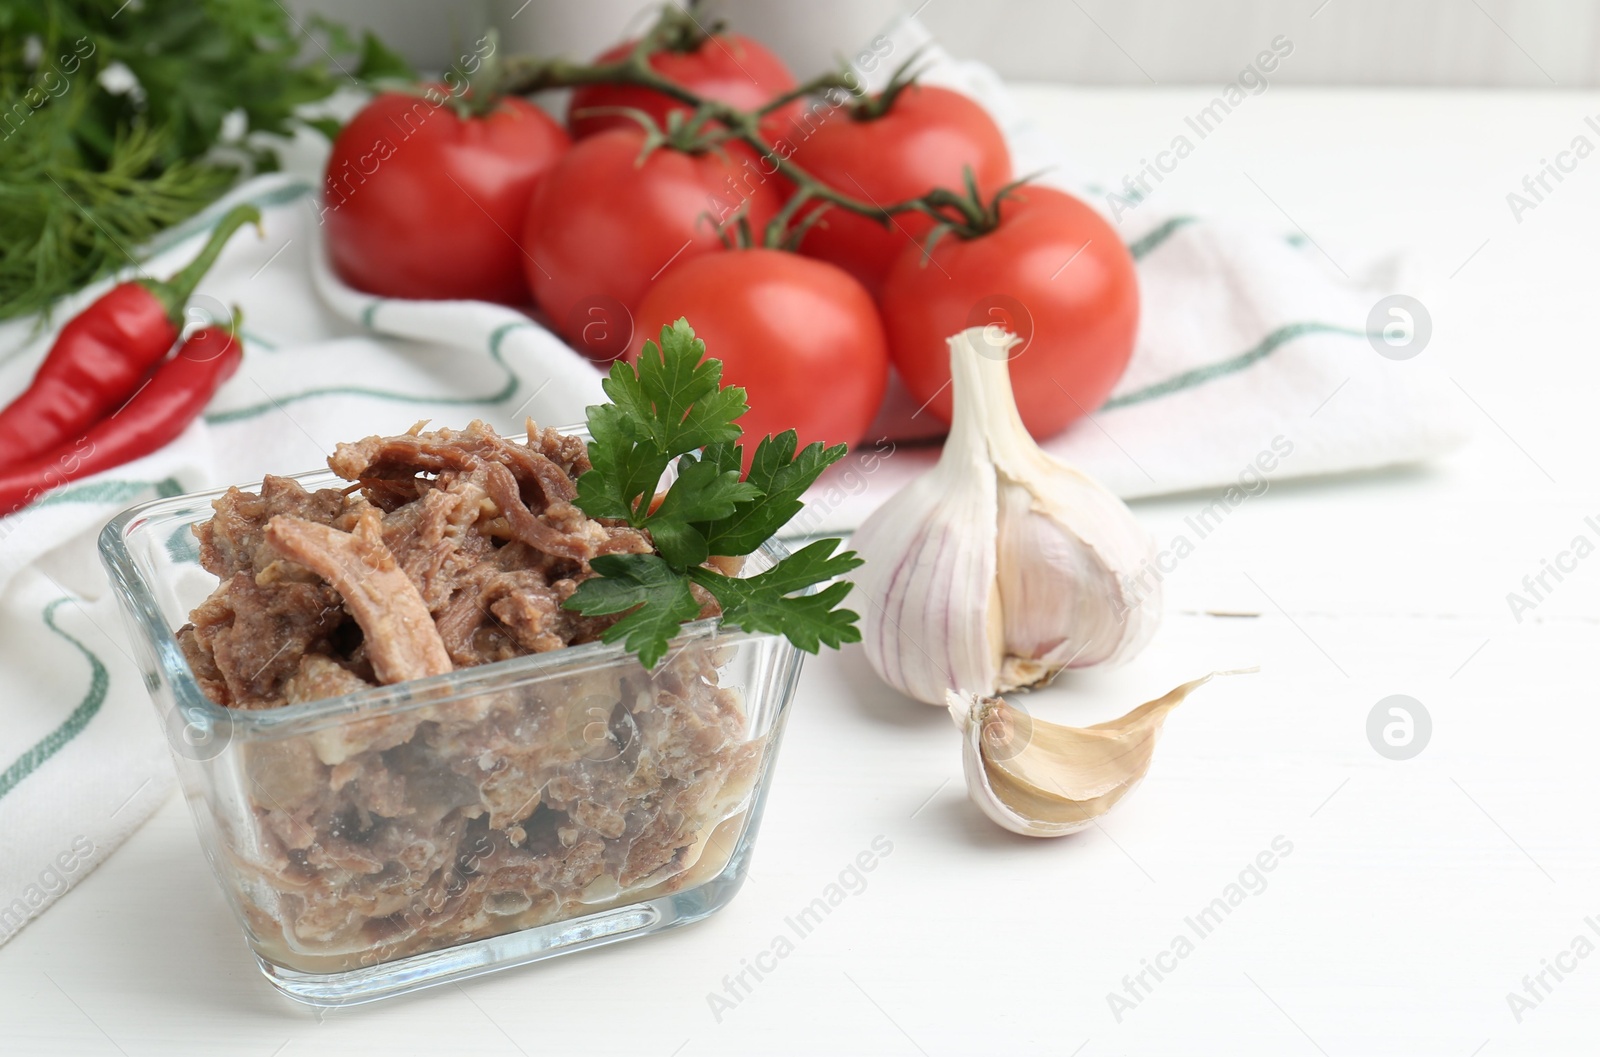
xmin=0 ymin=17 xmax=1465 ymax=946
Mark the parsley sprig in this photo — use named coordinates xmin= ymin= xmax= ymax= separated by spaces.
xmin=563 ymin=319 xmax=864 ymax=667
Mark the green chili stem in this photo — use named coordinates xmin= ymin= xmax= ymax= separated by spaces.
xmin=143 ymin=204 xmax=263 ymax=323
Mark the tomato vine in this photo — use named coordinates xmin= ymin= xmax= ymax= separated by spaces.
xmin=490 ymin=2 xmax=1017 ymax=250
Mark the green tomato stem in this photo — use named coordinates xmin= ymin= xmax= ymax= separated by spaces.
xmin=495 ymin=7 xmax=1003 ymax=250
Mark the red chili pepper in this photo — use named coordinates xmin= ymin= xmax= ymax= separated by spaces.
xmin=0 ymin=204 xmax=261 ymax=462
xmin=0 ymin=324 xmax=245 ymax=515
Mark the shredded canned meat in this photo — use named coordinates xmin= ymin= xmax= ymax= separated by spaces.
xmin=181 ymin=420 xmax=660 ymax=705
xmin=176 ymin=421 xmax=762 ymax=969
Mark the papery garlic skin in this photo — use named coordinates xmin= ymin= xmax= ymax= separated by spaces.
xmin=996 ymin=481 xmax=1123 ymax=688
xmin=946 ymin=670 xmax=1253 ymax=838
xmin=848 ymin=358 xmax=1004 ymax=705
xmin=851 ymin=326 xmax=1162 ymax=704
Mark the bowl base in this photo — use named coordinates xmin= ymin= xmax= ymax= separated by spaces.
xmin=256 ymin=866 xmax=749 ymax=1006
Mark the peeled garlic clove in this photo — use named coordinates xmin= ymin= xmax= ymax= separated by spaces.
xmin=851 ymin=326 xmax=1161 ymax=704
xmin=946 ymin=670 xmax=1254 ymax=837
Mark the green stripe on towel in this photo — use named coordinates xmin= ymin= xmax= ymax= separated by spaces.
xmin=0 ymin=599 xmax=111 ymax=801
xmin=1104 ymin=321 xmax=1365 ymax=411
xmin=1128 ymin=216 xmax=1199 ymax=261
xmin=205 ymin=321 xmax=530 ymax=425
xmin=33 ymin=477 xmax=184 ymax=509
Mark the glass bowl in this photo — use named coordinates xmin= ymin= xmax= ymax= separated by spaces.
xmin=97 ymin=454 xmax=806 ymax=1006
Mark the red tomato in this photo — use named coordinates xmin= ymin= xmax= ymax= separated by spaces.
xmin=878 ymin=186 xmax=1139 ymax=439
xmin=634 ymin=250 xmax=889 ymax=452
xmin=567 ymin=36 xmax=801 ymax=141
xmin=786 ymin=85 xmax=1011 ymax=297
xmin=323 ymin=91 xmax=569 ymax=303
xmin=524 ymin=127 xmax=787 ymax=361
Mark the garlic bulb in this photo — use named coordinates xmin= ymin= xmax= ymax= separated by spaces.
xmin=850 ymin=327 xmax=1161 ymax=704
xmin=946 ymin=670 xmax=1252 ymax=837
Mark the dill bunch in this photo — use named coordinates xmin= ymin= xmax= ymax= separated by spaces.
xmin=0 ymin=0 xmax=410 ymax=322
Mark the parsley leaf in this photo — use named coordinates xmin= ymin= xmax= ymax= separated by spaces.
xmin=648 ymin=455 xmax=761 ymax=568
xmin=576 ymin=402 xmax=665 ymax=523
xmin=690 ymin=540 xmax=865 ymax=653
xmin=654 ymin=456 xmax=762 ymax=524
xmin=617 ymin=320 xmax=748 ymax=456
xmin=566 ymin=316 xmax=862 ymax=666
xmin=578 ymin=321 xmax=748 ymax=525
xmin=700 ymin=433 xmax=849 ymax=556
xmin=565 ymin=554 xmax=703 ymax=669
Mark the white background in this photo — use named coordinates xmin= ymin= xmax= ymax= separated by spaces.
xmin=297 ymin=0 xmax=1600 ymax=88
xmin=3 ymin=79 xmax=1598 ymax=1053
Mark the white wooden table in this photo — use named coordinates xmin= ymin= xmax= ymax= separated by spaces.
xmin=4 ymin=84 xmax=1598 ymax=1056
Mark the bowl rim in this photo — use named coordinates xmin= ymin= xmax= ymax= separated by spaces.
xmin=96 ymin=433 xmax=797 ymax=740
